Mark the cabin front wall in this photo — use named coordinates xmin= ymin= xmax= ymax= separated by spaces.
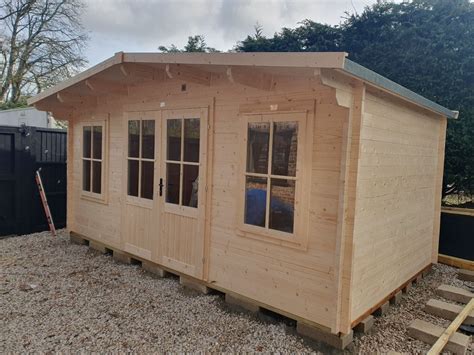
xmin=67 ymin=69 xmax=350 ymax=333
xmin=349 ymin=88 xmax=447 ymax=323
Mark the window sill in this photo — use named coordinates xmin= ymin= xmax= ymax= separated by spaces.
xmin=80 ymin=193 xmax=108 ymax=205
xmin=236 ymin=224 xmax=308 ymax=251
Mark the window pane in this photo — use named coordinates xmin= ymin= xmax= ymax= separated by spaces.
xmin=141 ymin=161 xmax=154 ymax=200
xmin=269 ymin=179 xmax=295 ymax=233
xmin=92 ymin=126 xmax=102 ymax=159
xmin=244 ymin=176 xmax=267 ymax=227
xmin=141 ymin=120 xmax=155 ymax=159
xmin=128 ymin=120 xmax=140 ymax=158
xmin=83 ymin=126 xmax=91 ymax=158
xmin=246 ymin=122 xmax=270 ymax=174
xmin=272 ymin=122 xmax=298 ymax=177
xmin=166 ymin=163 xmax=180 ymax=204
xmin=82 ymin=160 xmax=91 ymax=191
xmin=92 ymin=161 xmax=102 ymax=194
xmin=167 ymin=119 xmax=181 ymax=161
xmin=182 ymin=165 xmax=199 ymax=207
xmin=184 ymin=118 xmax=200 ymax=162
xmin=127 ymin=160 xmax=139 ymax=197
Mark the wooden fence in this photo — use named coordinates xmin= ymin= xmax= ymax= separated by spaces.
xmin=438 ymin=207 xmax=474 ymax=271
xmin=0 ymin=125 xmax=67 ymax=236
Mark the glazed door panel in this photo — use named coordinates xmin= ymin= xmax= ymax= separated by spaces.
xmin=160 ymin=108 xmax=208 ymax=278
xmin=122 ymin=111 xmax=161 ymax=261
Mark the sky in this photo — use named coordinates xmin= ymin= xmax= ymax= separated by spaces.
xmin=81 ymin=0 xmax=378 ymax=66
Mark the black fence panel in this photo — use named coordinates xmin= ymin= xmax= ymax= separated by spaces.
xmin=439 ymin=210 xmax=474 ymax=261
xmin=0 ymin=125 xmax=67 ymax=236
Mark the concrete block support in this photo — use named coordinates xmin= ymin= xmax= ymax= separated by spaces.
xmin=70 ymin=233 xmax=88 ymax=245
xmin=390 ymin=290 xmax=403 ymax=306
xmin=425 ymin=299 xmax=474 ymax=325
xmin=180 ymin=276 xmax=210 ymax=294
xmin=225 ymin=293 xmax=260 ymax=313
xmin=413 ymin=274 xmax=422 ymax=284
xmin=436 ymin=284 xmax=474 ymax=304
xmin=142 ymin=262 xmax=169 ymax=278
xmin=296 ymin=322 xmax=353 ymax=350
xmin=113 ymin=250 xmax=132 ymax=264
xmin=458 ymin=269 xmax=474 ymax=282
xmin=402 ymin=281 xmax=412 ymax=294
xmin=354 ymin=315 xmax=374 ymax=333
xmin=374 ymin=301 xmax=390 ymax=316
xmin=89 ymin=241 xmax=107 ymax=254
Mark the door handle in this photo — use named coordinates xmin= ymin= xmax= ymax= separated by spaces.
xmin=159 ymin=178 xmax=164 ymax=196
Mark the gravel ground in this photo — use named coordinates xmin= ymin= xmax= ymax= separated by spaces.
xmin=1 ymin=230 xmax=472 ymax=353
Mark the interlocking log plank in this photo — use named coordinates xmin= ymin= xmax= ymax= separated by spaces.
xmin=436 ymin=284 xmax=474 ymax=304
xmin=408 ymin=319 xmax=469 ymax=355
xmin=424 ymin=299 xmax=474 ymax=325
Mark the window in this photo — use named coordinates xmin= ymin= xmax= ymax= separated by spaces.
xmin=82 ymin=123 xmax=105 ymax=198
xmin=165 ymin=117 xmax=200 ymax=208
xmin=127 ymin=119 xmax=155 ymax=200
xmin=243 ymin=114 xmax=305 ymax=237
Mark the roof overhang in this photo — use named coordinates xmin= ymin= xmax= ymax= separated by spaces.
xmin=27 ymin=51 xmax=458 ymax=119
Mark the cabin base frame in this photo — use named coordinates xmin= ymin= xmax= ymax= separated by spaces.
xmin=68 ymin=231 xmax=434 ymax=350
xmin=68 ymin=231 xmax=347 ymax=346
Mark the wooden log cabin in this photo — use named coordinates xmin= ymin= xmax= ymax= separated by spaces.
xmin=28 ymin=52 xmax=457 ymax=348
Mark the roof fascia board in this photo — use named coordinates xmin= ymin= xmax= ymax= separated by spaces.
xmin=122 ymin=52 xmax=347 ymax=69
xmin=342 ymin=59 xmax=457 ymax=119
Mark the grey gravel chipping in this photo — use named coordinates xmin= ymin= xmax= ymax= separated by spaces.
xmin=1 ymin=230 xmax=472 ymax=353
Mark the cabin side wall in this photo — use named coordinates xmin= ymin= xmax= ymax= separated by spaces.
xmin=66 ymin=71 xmax=349 ymax=333
xmin=350 ymin=88 xmax=447 ymax=322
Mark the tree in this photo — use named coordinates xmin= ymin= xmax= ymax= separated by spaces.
xmin=0 ymin=0 xmax=88 ymax=104
xmin=236 ymin=20 xmax=342 ymax=52
xmin=340 ymin=0 xmax=474 ymax=199
xmin=159 ymin=35 xmax=219 ymax=53
xmin=235 ymin=0 xmax=474 ymax=199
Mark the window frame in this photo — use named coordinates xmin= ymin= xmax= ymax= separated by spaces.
xmin=125 ymin=112 xmax=157 ymax=209
xmin=237 ymin=111 xmax=310 ymax=249
xmin=80 ymin=119 xmax=107 ymax=203
xmin=162 ymin=109 xmax=206 ymax=219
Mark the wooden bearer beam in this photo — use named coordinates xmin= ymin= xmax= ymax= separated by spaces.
xmin=226 ymin=66 xmax=273 ymax=91
xmin=165 ymin=64 xmax=211 ymax=86
xmin=438 ymin=254 xmax=474 ymax=272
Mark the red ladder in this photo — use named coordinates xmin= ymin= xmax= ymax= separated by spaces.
xmin=35 ymin=170 xmax=57 ymax=237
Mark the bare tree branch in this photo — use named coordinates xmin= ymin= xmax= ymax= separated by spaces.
xmin=0 ymin=0 xmax=88 ymax=103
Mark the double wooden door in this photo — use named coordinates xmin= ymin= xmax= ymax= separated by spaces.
xmin=122 ymin=108 xmax=208 ymax=279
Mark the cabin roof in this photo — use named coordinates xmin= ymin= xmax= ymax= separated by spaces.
xmin=27 ymin=52 xmax=458 ymax=119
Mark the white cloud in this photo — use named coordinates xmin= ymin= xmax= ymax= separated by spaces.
xmin=81 ymin=0 xmax=376 ymax=65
